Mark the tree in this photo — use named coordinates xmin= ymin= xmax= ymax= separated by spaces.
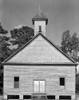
xmin=60 ymin=30 xmax=71 ymax=54
xmin=60 ymin=30 xmax=79 ymax=62
xmin=70 ymin=33 xmax=79 ymax=61
xmin=0 ymin=23 xmax=11 ymax=95
xmin=10 ymin=25 xmax=34 ymax=49
xmin=0 ymin=23 xmax=11 ymax=62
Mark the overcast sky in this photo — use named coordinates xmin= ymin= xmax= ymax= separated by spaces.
xmin=1 ymin=0 xmax=79 ymax=45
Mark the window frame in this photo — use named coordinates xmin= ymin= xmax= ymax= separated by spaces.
xmin=59 ymin=95 xmax=71 ymax=100
xmin=23 ymin=95 xmax=31 ymax=99
xmin=7 ymin=95 xmax=19 ymax=99
xmin=14 ymin=76 xmax=19 ymax=88
xmin=33 ymin=79 xmax=46 ymax=93
xmin=47 ymin=95 xmax=55 ymax=99
xmin=59 ymin=77 xmax=65 ymax=86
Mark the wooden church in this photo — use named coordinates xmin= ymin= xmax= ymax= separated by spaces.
xmin=3 ymin=12 xmax=77 ymax=100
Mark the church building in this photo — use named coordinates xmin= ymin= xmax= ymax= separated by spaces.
xmin=3 ymin=12 xmax=77 ymax=100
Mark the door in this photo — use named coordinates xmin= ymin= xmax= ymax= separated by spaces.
xmin=34 ymin=80 xmax=45 ymax=93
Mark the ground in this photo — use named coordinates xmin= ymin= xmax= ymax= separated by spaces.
xmin=0 ymin=96 xmax=3 ymax=100
xmin=76 ymin=94 xmax=79 ymax=100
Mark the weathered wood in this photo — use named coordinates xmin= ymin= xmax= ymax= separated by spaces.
xmin=7 ymin=36 xmax=73 ymax=63
xmin=4 ymin=65 xmax=75 ymax=99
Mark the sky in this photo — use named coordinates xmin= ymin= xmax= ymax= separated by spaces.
xmin=1 ymin=0 xmax=79 ymax=45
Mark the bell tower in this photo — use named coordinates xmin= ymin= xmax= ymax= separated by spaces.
xmin=32 ymin=9 xmax=48 ymax=36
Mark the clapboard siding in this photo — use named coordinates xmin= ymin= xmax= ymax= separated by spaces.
xmin=4 ymin=65 xmax=75 ymax=97
xmin=7 ymin=36 xmax=72 ymax=63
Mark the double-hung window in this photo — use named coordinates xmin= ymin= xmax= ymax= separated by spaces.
xmin=14 ymin=77 xmax=19 ymax=88
xmin=60 ymin=77 xmax=65 ymax=86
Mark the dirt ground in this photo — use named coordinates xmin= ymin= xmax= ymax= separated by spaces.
xmin=0 ymin=96 xmax=3 ymax=100
xmin=76 ymin=94 xmax=79 ymax=100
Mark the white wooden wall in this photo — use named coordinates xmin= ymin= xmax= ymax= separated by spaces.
xmin=4 ymin=65 xmax=76 ymax=100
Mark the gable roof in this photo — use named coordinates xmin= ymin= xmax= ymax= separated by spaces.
xmin=3 ymin=33 xmax=76 ymax=65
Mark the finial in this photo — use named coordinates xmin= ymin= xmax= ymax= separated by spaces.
xmin=39 ymin=4 xmax=41 ymax=14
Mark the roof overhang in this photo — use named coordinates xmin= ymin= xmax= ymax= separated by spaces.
xmin=2 ymin=62 xmax=78 ymax=66
xmin=32 ymin=18 xmax=48 ymax=25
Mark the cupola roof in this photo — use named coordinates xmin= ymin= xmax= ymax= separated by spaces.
xmin=32 ymin=12 xmax=48 ymax=25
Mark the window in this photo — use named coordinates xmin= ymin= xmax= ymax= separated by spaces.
xmin=7 ymin=95 xmax=19 ymax=99
xmin=34 ymin=80 xmax=45 ymax=93
xmin=23 ymin=95 xmax=31 ymax=99
xmin=39 ymin=26 xmax=42 ymax=32
xmin=60 ymin=78 xmax=65 ymax=86
xmin=59 ymin=96 xmax=71 ymax=100
xmin=14 ymin=77 xmax=19 ymax=88
xmin=47 ymin=95 xmax=55 ymax=99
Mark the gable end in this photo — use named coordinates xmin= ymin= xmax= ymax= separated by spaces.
xmin=3 ymin=33 xmax=76 ymax=64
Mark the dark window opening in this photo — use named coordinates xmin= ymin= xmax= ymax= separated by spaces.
xmin=60 ymin=78 xmax=65 ymax=86
xmin=14 ymin=77 xmax=19 ymax=88
xmin=23 ymin=95 xmax=31 ymax=99
xmin=39 ymin=26 xmax=42 ymax=32
xmin=47 ymin=95 xmax=55 ymax=99
xmin=59 ymin=96 xmax=71 ymax=100
xmin=14 ymin=77 xmax=19 ymax=82
xmin=7 ymin=95 xmax=19 ymax=99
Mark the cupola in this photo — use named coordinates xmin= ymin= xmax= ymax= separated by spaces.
xmin=32 ymin=12 xmax=48 ymax=36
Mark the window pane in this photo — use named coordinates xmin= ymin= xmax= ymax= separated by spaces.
xmin=7 ymin=95 xmax=19 ymax=99
xmin=40 ymin=81 xmax=45 ymax=93
xmin=23 ymin=95 xmax=31 ymax=99
xmin=14 ymin=77 xmax=19 ymax=82
xmin=59 ymin=96 xmax=71 ymax=99
xmin=34 ymin=81 xmax=39 ymax=92
xmin=47 ymin=95 xmax=55 ymax=99
xmin=14 ymin=82 xmax=19 ymax=88
xmin=60 ymin=78 xmax=65 ymax=86
xmin=14 ymin=77 xmax=19 ymax=88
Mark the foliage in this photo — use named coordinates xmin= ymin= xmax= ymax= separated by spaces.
xmin=0 ymin=23 xmax=12 ymax=95
xmin=0 ymin=36 xmax=11 ymax=62
xmin=0 ymin=23 xmax=12 ymax=61
xmin=10 ymin=26 xmax=34 ymax=49
xmin=60 ymin=30 xmax=79 ymax=62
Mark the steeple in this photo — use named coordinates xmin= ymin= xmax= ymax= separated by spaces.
xmin=32 ymin=10 xmax=48 ymax=36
